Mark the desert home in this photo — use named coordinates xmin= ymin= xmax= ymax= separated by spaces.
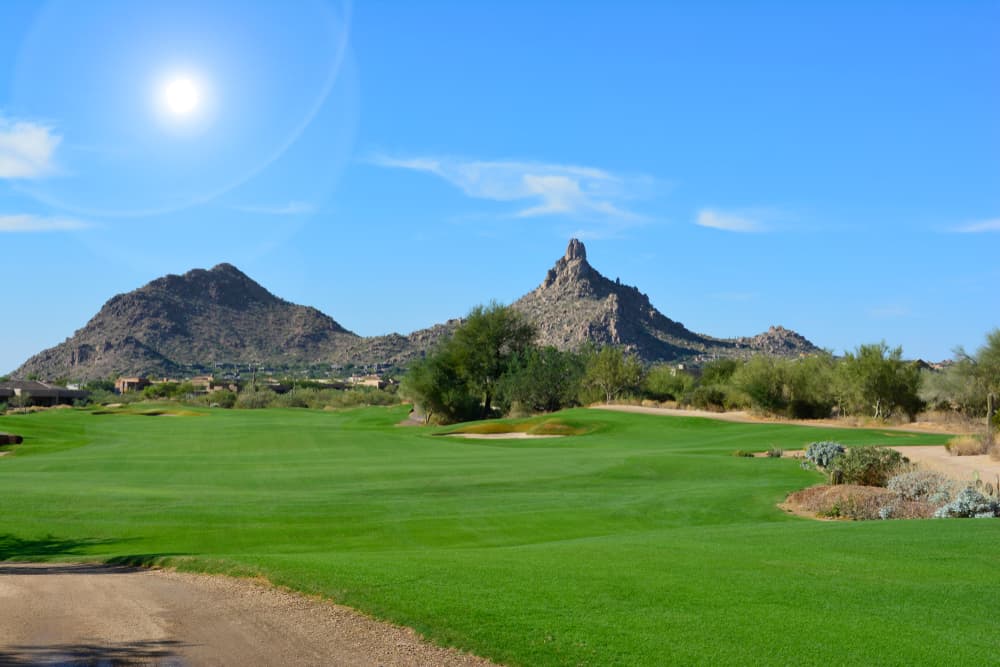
xmin=0 ymin=380 xmax=87 ymax=407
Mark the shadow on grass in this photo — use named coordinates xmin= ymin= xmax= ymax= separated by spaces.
xmin=0 ymin=534 xmax=185 ymax=569
xmin=0 ymin=534 xmax=120 ymax=561
xmin=0 ymin=639 xmax=188 ymax=665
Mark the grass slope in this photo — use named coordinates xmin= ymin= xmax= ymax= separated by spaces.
xmin=1 ymin=407 xmax=996 ymax=665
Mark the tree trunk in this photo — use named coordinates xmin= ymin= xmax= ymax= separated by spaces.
xmin=483 ymin=392 xmax=492 ymax=419
xmin=987 ymin=392 xmax=996 ymax=447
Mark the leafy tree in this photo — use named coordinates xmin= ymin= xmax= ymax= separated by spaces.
xmin=952 ymin=329 xmax=1000 ymax=443
xmin=733 ymin=355 xmax=786 ymax=414
xmin=448 ymin=302 xmax=536 ymax=417
xmin=784 ymin=354 xmax=836 ymax=418
xmin=699 ymin=359 xmax=739 ymax=386
xmin=400 ymin=346 xmax=478 ymax=424
xmin=836 ymin=342 xmax=922 ymax=420
xmin=643 ymin=364 xmax=694 ymax=402
xmin=583 ymin=346 xmax=643 ymax=403
xmin=498 ymin=346 xmax=585 ymax=413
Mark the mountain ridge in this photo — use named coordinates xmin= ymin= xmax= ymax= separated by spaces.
xmin=13 ymin=240 xmax=818 ymax=381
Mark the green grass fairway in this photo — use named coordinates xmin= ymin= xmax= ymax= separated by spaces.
xmin=1 ymin=407 xmax=997 ymax=665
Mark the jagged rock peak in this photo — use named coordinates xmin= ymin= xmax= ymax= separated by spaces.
xmin=565 ymin=238 xmax=587 ymax=261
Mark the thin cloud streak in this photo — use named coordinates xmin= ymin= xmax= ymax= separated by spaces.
xmin=952 ymin=218 xmax=1000 ymax=233
xmin=232 ymin=201 xmax=316 ymax=215
xmin=696 ymin=209 xmax=765 ymax=233
xmin=370 ymin=154 xmax=648 ymax=221
xmin=0 ymin=117 xmax=61 ymax=178
xmin=0 ymin=214 xmax=90 ymax=232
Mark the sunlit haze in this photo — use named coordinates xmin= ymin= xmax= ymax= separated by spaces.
xmin=163 ymin=77 xmax=199 ymax=115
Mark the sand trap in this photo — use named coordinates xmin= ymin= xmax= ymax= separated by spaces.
xmin=445 ymin=433 xmax=562 ymax=440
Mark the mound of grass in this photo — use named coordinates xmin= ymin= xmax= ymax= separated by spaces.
xmin=2 ymin=406 xmax=994 ymax=665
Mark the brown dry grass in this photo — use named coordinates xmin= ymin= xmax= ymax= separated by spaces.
xmin=782 ymin=484 xmax=937 ymax=520
xmin=946 ymin=435 xmax=988 ymax=456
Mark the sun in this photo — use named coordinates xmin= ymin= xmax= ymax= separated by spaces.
xmin=163 ymin=77 xmax=199 ymax=115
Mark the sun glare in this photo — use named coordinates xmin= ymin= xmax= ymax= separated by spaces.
xmin=163 ymin=77 xmax=199 ymax=115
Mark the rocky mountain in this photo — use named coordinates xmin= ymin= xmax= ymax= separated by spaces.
xmin=13 ymin=241 xmax=818 ymax=381
xmin=512 ymin=239 xmax=818 ymax=363
xmin=14 ymin=264 xmax=362 ymax=381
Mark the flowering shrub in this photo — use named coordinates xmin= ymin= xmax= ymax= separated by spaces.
xmin=933 ymin=487 xmax=1000 ymax=518
xmin=805 ymin=441 xmax=845 ymax=468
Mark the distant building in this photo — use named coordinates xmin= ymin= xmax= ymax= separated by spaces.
xmin=115 ymin=377 xmax=151 ymax=394
xmin=0 ymin=381 xmax=87 ymax=407
xmin=350 ymin=375 xmax=386 ymax=389
xmin=189 ymin=375 xmax=214 ymax=391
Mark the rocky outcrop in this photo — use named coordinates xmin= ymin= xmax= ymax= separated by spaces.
xmin=513 ymin=239 xmax=819 ymax=364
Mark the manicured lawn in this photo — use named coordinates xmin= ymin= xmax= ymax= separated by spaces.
xmin=1 ymin=406 xmax=996 ymax=665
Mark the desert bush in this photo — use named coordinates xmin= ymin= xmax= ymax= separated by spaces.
xmin=887 ymin=470 xmax=957 ymax=504
xmin=207 ymin=389 xmax=237 ymax=409
xmin=934 ymin=487 xmax=1000 ymax=518
xmin=687 ymin=386 xmax=728 ymax=411
xmin=235 ymin=389 xmax=275 ymax=409
xmin=827 ymin=446 xmax=909 ymax=487
xmin=766 ymin=448 xmax=783 ymax=458
xmin=805 ymin=441 xmax=845 ymax=468
xmin=787 ymin=484 xmax=899 ymax=520
xmin=732 ymin=449 xmax=755 ymax=457
xmin=945 ymin=435 xmax=988 ymax=456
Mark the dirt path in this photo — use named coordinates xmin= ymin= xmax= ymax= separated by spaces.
xmin=592 ymin=404 xmax=964 ymax=434
xmin=0 ymin=562 xmax=497 ymax=667
xmin=891 ymin=446 xmax=1000 ymax=483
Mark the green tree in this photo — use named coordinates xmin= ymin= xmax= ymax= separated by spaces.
xmin=784 ymin=353 xmax=836 ymax=418
xmin=583 ymin=347 xmax=643 ymax=403
xmin=498 ymin=346 xmax=585 ymax=413
xmin=952 ymin=328 xmax=1000 ymax=443
xmin=836 ymin=342 xmax=922 ymax=420
xmin=699 ymin=358 xmax=739 ymax=386
xmin=643 ymin=364 xmax=694 ymax=402
xmin=400 ymin=346 xmax=478 ymax=424
xmin=732 ymin=355 xmax=786 ymax=414
xmin=448 ymin=302 xmax=536 ymax=418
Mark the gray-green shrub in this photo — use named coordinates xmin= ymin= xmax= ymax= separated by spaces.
xmin=805 ymin=441 xmax=845 ymax=468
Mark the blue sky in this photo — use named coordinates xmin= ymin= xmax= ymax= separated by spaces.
xmin=1 ymin=0 xmax=998 ymax=374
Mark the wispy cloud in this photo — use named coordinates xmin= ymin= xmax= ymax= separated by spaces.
xmin=233 ymin=201 xmax=316 ymax=216
xmin=0 ymin=214 xmax=89 ymax=232
xmin=695 ymin=208 xmax=766 ymax=233
xmin=952 ymin=218 xmax=1000 ymax=233
xmin=370 ymin=154 xmax=650 ymax=221
xmin=0 ymin=117 xmax=61 ymax=178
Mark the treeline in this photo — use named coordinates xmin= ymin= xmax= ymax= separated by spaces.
xmin=77 ymin=378 xmax=400 ymax=411
xmin=402 ymin=303 xmax=999 ymax=431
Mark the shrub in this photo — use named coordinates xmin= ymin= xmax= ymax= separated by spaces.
xmin=805 ymin=441 xmax=845 ymax=468
xmin=235 ymin=389 xmax=275 ymax=409
xmin=934 ymin=487 xmax=1000 ymax=518
xmin=207 ymin=389 xmax=237 ymax=409
xmin=687 ymin=386 xmax=728 ymax=411
xmin=887 ymin=470 xmax=957 ymax=504
xmin=732 ymin=449 xmax=755 ymax=457
xmin=766 ymin=448 xmax=783 ymax=458
xmin=945 ymin=435 xmax=988 ymax=456
xmin=827 ymin=446 xmax=909 ymax=487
